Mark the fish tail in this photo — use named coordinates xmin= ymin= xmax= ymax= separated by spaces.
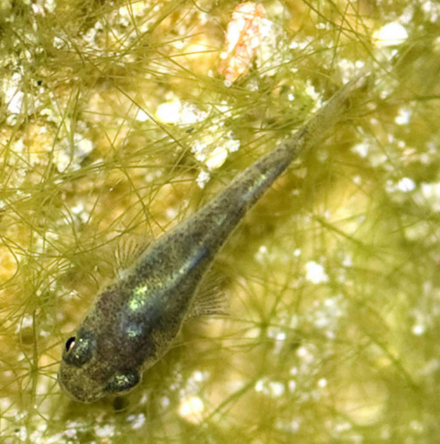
xmin=293 ymin=74 xmax=367 ymax=156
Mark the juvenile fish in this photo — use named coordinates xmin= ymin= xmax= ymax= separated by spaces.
xmin=58 ymin=76 xmax=364 ymax=403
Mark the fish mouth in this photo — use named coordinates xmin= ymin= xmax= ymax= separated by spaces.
xmin=58 ymin=365 xmax=105 ymax=404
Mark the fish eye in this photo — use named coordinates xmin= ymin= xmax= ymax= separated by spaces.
xmin=104 ymin=369 xmax=141 ymax=394
xmin=65 ymin=336 xmax=76 ymax=352
xmin=63 ymin=329 xmax=96 ymax=367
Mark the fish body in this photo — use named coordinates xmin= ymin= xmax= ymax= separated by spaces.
xmin=58 ymin=76 xmax=364 ymax=403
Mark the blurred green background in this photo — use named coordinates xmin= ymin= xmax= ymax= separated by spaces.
xmin=0 ymin=0 xmax=439 ymax=443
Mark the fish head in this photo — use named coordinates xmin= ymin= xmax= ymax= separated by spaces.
xmin=58 ymin=326 xmax=142 ymax=403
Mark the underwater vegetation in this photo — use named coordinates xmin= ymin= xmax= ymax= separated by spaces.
xmin=0 ymin=0 xmax=440 ymax=443
xmin=58 ymin=70 xmax=364 ymax=404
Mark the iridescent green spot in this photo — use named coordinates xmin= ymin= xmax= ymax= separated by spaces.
xmin=128 ymin=285 xmax=148 ymax=311
xmin=126 ymin=324 xmax=141 ymax=338
xmin=135 ymin=285 xmax=148 ymax=296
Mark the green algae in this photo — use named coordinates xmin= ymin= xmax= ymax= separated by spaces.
xmin=0 ymin=0 xmax=439 ymax=443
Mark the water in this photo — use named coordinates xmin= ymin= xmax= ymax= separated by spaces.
xmin=0 ymin=0 xmax=439 ymax=443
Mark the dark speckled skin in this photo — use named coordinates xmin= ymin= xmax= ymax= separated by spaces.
xmin=58 ymin=76 xmax=364 ymax=403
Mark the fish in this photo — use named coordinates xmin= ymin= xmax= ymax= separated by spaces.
xmin=58 ymin=75 xmax=365 ymax=403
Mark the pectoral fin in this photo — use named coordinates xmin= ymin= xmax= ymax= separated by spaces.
xmin=188 ymin=270 xmax=230 ymax=318
xmin=114 ymin=236 xmax=151 ymax=274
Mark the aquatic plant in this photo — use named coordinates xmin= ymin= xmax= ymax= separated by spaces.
xmin=0 ymin=0 xmax=439 ymax=443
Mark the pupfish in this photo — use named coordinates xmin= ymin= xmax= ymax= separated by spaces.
xmin=58 ymin=75 xmax=365 ymax=403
